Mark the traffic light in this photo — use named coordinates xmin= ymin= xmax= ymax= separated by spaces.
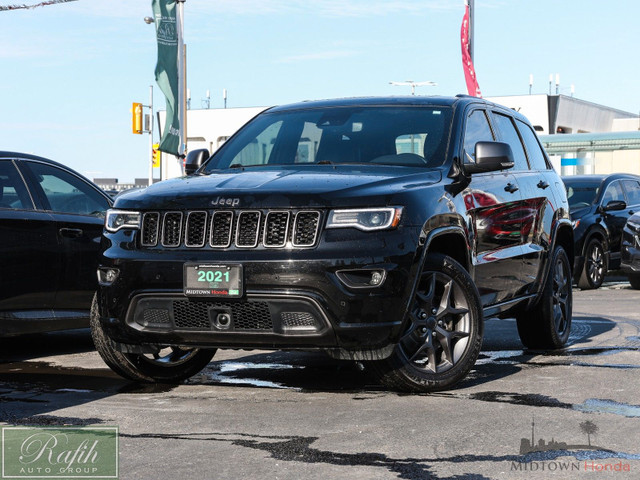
xmin=132 ymin=102 xmax=143 ymax=134
xmin=152 ymin=143 xmax=161 ymax=167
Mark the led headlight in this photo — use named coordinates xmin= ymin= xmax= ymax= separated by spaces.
xmin=105 ymin=209 xmax=141 ymax=232
xmin=627 ymin=220 xmax=640 ymax=232
xmin=326 ymin=207 xmax=402 ymax=231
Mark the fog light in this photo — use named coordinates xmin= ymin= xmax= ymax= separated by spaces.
xmin=97 ymin=267 xmax=120 ymax=286
xmin=336 ymin=269 xmax=387 ymax=288
xmin=370 ymin=271 xmax=384 ymax=286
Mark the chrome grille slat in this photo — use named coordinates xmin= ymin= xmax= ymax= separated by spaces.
xmin=264 ymin=211 xmax=290 ymax=247
xmin=141 ymin=212 xmax=160 ymax=246
xmin=293 ymin=211 xmax=321 ymax=247
xmin=161 ymin=212 xmax=183 ymax=247
xmin=210 ymin=211 xmax=233 ymax=248
xmin=185 ymin=211 xmax=207 ymax=247
xmin=235 ymin=211 xmax=261 ymax=248
xmin=141 ymin=209 xmax=321 ymax=249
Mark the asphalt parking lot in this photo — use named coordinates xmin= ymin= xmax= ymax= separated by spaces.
xmin=1 ymin=279 xmax=639 ymax=480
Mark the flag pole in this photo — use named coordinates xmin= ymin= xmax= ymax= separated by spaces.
xmin=468 ymin=0 xmax=474 ymax=63
xmin=176 ymin=0 xmax=186 ymax=171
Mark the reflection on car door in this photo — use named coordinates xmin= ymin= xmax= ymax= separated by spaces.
xmin=600 ymin=180 xmax=628 ymax=266
xmin=461 ymin=108 xmax=525 ymax=306
xmin=0 ymin=159 xmax=61 ymax=321
xmin=18 ymin=160 xmax=111 ymax=310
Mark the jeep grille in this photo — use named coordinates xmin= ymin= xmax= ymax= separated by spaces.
xmin=140 ymin=209 xmax=321 ymax=249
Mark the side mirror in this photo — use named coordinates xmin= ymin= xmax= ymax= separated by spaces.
xmin=464 ymin=141 xmax=515 ymax=174
xmin=600 ymin=200 xmax=627 ymax=213
xmin=184 ymin=148 xmax=210 ymax=175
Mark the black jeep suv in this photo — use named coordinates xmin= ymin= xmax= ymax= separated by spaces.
xmin=92 ymin=96 xmax=573 ymax=392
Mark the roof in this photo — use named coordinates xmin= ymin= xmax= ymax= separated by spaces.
xmin=562 ymin=173 xmax=640 ymax=183
xmin=540 ymin=131 xmax=640 ymax=154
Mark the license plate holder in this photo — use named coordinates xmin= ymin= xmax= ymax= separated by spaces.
xmin=183 ymin=264 xmax=243 ymax=298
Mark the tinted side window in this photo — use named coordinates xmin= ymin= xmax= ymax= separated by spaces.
xmin=622 ymin=180 xmax=640 ymax=206
xmin=516 ymin=119 xmax=549 ymax=171
xmin=463 ymin=110 xmax=494 ymax=163
xmin=26 ymin=162 xmax=109 ymax=216
xmin=0 ymin=160 xmax=33 ymax=210
xmin=490 ymin=112 xmax=528 ymax=171
xmin=602 ymin=181 xmax=625 ymax=205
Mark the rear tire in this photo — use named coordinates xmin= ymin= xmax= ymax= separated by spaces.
xmin=368 ymin=253 xmax=483 ymax=392
xmin=578 ymin=238 xmax=606 ymax=290
xmin=516 ymin=246 xmax=572 ymax=349
xmin=628 ymin=273 xmax=640 ymax=290
xmin=90 ymin=295 xmax=215 ymax=383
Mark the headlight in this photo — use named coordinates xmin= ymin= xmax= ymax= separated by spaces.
xmin=571 ymin=219 xmax=580 ymax=229
xmin=105 ymin=209 xmax=141 ymax=232
xmin=326 ymin=207 xmax=402 ymax=231
xmin=627 ymin=220 xmax=640 ymax=232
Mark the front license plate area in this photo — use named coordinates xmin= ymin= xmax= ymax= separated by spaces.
xmin=183 ymin=264 xmax=243 ymax=298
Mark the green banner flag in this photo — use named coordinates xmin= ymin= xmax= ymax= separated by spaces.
xmin=152 ymin=0 xmax=180 ymax=155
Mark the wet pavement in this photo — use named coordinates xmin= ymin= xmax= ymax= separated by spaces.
xmin=1 ymin=280 xmax=639 ymax=479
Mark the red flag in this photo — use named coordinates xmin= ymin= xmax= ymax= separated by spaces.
xmin=461 ymin=3 xmax=482 ymax=97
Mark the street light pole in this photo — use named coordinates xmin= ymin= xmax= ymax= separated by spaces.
xmin=148 ymin=85 xmax=154 ymax=186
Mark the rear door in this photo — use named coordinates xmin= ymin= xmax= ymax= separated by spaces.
xmin=0 ymin=158 xmax=60 ymax=317
xmin=461 ymin=108 xmax=525 ymax=306
xmin=18 ymin=160 xmax=111 ymax=310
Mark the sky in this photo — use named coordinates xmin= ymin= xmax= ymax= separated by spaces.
xmin=1 ymin=0 xmax=639 ymax=182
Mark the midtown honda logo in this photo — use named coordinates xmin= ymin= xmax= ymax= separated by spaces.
xmin=511 ymin=417 xmax=633 ymax=473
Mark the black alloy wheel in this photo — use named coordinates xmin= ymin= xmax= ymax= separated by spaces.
xmin=517 ymin=245 xmax=572 ymax=349
xmin=369 ymin=253 xmax=483 ymax=392
xmin=578 ymin=238 xmax=606 ymax=289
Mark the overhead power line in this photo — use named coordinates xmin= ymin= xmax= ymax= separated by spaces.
xmin=0 ymin=0 xmax=77 ymax=11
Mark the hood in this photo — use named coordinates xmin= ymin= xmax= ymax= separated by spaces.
xmin=114 ymin=165 xmax=442 ymax=210
xmin=568 ymin=205 xmax=593 ymax=219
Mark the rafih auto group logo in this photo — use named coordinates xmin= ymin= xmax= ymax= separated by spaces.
xmin=1 ymin=427 xmax=118 ymax=479
xmin=511 ymin=418 xmax=633 ymax=473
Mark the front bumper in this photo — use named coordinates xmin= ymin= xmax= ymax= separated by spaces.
xmin=97 ymin=227 xmax=422 ymax=352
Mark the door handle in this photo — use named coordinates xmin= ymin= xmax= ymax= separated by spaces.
xmin=504 ymin=183 xmax=519 ymax=194
xmin=59 ymin=228 xmax=83 ymax=238
xmin=537 ymin=180 xmax=549 ymax=189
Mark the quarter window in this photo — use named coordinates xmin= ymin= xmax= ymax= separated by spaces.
xmin=490 ymin=112 xmax=528 ymax=171
xmin=463 ymin=110 xmax=494 ymax=163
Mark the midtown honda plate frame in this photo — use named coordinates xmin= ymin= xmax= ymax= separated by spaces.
xmin=183 ymin=263 xmax=243 ymax=298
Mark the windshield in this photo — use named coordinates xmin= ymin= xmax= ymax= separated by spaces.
xmin=564 ymin=180 xmax=600 ymax=210
xmin=202 ymin=106 xmax=452 ymax=173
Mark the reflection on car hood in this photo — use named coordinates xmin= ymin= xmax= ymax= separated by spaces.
xmin=569 ymin=206 xmax=592 ymax=219
xmin=114 ymin=165 xmax=442 ymax=210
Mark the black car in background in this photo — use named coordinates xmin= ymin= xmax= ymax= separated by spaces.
xmin=91 ymin=96 xmax=574 ymax=392
xmin=621 ymin=213 xmax=640 ymax=289
xmin=0 ymin=152 xmax=112 ymax=336
xmin=563 ymin=173 xmax=640 ymax=289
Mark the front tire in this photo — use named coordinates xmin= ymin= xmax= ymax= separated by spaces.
xmin=578 ymin=238 xmax=606 ymax=290
xmin=628 ymin=273 xmax=640 ymax=290
xmin=516 ymin=245 xmax=572 ymax=349
xmin=90 ymin=295 xmax=216 ymax=383
xmin=369 ymin=254 xmax=483 ymax=392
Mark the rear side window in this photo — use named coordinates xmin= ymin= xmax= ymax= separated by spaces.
xmin=0 ymin=160 xmax=33 ymax=210
xmin=463 ymin=110 xmax=494 ymax=163
xmin=490 ymin=112 xmax=528 ymax=171
xmin=516 ymin=119 xmax=550 ymax=171
xmin=26 ymin=162 xmax=109 ymax=216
